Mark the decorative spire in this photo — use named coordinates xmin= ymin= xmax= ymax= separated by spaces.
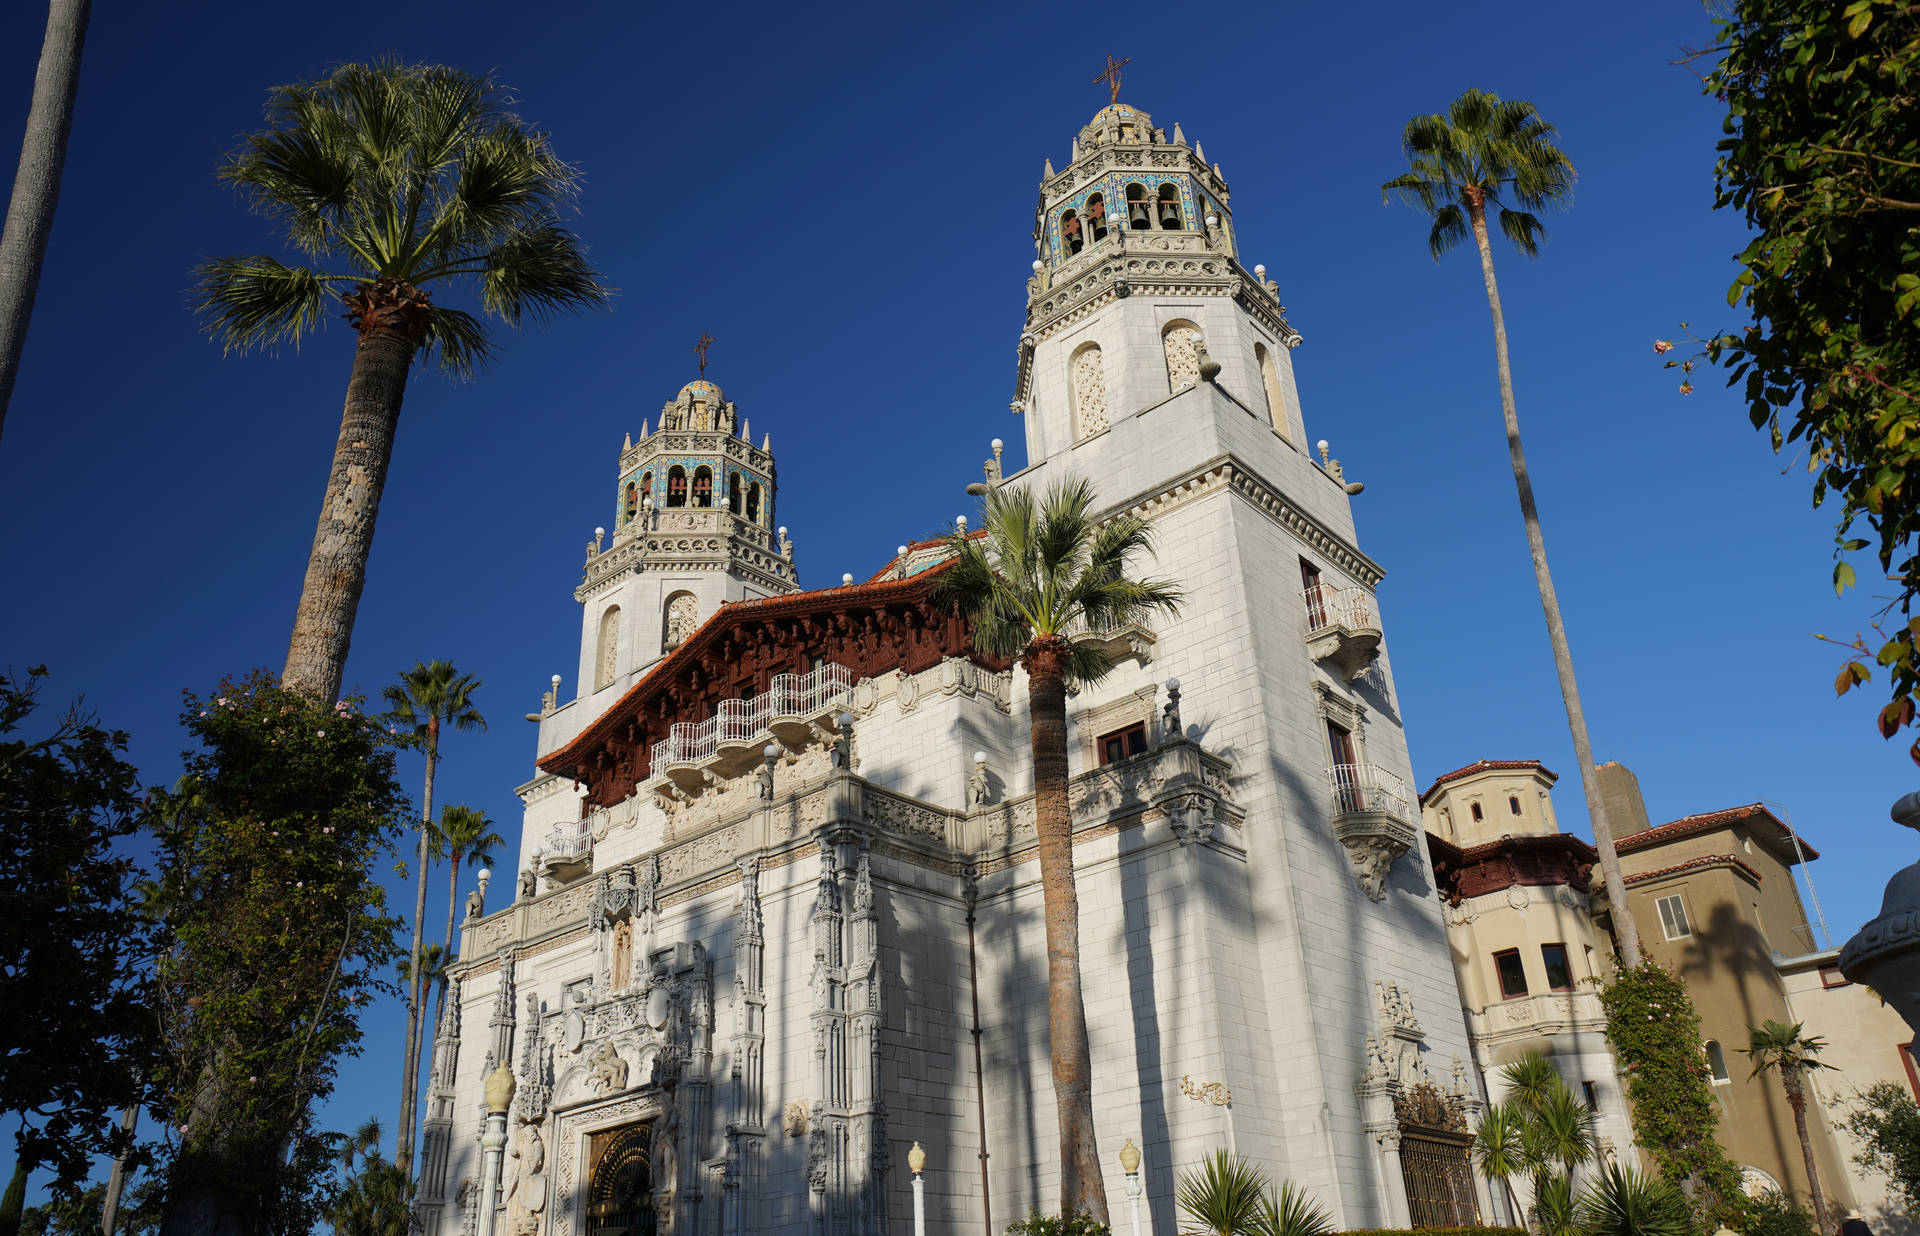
xmin=1172 ymin=122 xmax=1186 ymax=147
xmin=640 ymin=418 xmax=649 ymax=438
xmin=1196 ymin=141 xmax=1206 ymax=164
xmin=1070 ymin=137 xmax=1080 ymax=162
xmin=1043 ymin=157 xmax=1054 ymax=178
xmin=762 ymin=433 xmax=771 ymax=451
xmin=694 ymin=331 xmax=715 ymax=378
xmin=623 ymin=431 xmax=632 ymax=450
xmin=742 ymin=417 xmax=750 ymax=443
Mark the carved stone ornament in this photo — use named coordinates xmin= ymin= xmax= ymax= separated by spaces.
xmin=783 ymin=1099 xmax=809 ymax=1138
xmin=586 ymin=1040 xmax=630 ymax=1094
xmin=1393 ymin=1082 xmax=1468 ymax=1134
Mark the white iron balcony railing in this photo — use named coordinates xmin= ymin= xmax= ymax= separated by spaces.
xmin=1325 ymin=763 xmax=1415 ymax=828
xmin=543 ymin=813 xmax=593 ymax=862
xmin=1302 ymin=585 xmax=1378 ymax=636
xmin=649 ymin=661 xmax=854 ymax=769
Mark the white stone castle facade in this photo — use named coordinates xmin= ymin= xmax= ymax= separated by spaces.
xmin=420 ymin=100 xmax=1497 ymax=1236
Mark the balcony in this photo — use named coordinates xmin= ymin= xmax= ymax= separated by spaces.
xmin=1066 ymin=612 xmax=1156 ymax=666
xmin=1325 ymin=762 xmax=1419 ymax=901
xmin=1468 ymin=989 xmax=1609 ymax=1050
xmin=650 ymin=662 xmax=853 ymax=790
xmin=540 ymin=816 xmax=593 ymax=882
xmin=1302 ymin=585 xmax=1382 ymax=681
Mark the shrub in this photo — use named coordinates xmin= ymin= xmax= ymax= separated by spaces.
xmin=1006 ymin=1213 xmax=1110 ymax=1236
xmin=1738 ymin=1190 xmax=1817 ymax=1236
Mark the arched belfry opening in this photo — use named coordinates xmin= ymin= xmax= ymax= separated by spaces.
xmin=1157 ymin=181 xmax=1182 ymax=229
xmin=666 ymin=466 xmax=688 ymax=508
xmin=692 ymin=466 xmax=714 ymax=508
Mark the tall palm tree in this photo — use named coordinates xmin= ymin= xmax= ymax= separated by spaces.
xmin=1744 ymin=1019 xmax=1836 ymax=1233
xmin=0 ymin=0 xmax=90 ymax=447
xmin=381 ymin=661 xmax=485 ymax=1180
xmin=424 ymin=804 xmax=502 ymax=1073
xmin=937 ymin=479 xmax=1183 ymax=1223
xmin=196 ymin=61 xmax=608 ymax=704
xmin=327 ymin=1119 xmax=416 ymax=1236
xmin=1382 ymin=89 xmax=1643 ymax=967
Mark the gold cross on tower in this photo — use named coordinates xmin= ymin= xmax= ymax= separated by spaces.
xmin=1093 ymin=54 xmax=1131 ymax=105
xmin=694 ymin=332 xmax=715 ymax=377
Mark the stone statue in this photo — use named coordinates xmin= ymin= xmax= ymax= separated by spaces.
xmin=518 ymin=867 xmax=537 ymax=900
xmin=587 ymin=1040 xmax=630 ymax=1094
xmin=611 ymin=919 xmax=634 ymax=993
xmin=782 ymin=1099 xmax=808 ymax=1138
xmin=503 ymin=1120 xmax=546 ymax=1235
xmin=465 ymin=888 xmax=484 ymax=920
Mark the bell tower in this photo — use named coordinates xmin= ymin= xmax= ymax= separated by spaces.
xmin=567 ymin=376 xmax=799 ymax=710
xmin=1013 ymin=99 xmax=1309 ymax=476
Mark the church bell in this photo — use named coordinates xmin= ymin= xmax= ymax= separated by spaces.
xmin=1159 ymin=201 xmax=1181 ymax=228
xmin=1129 ymin=201 xmax=1150 ymax=228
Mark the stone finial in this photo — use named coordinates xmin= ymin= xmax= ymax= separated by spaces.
xmin=742 ymin=418 xmax=750 ymax=442
xmin=1172 ymin=122 xmax=1186 ymax=147
xmin=1195 ymin=141 xmax=1206 ymax=164
xmin=484 ymin=1062 xmax=516 ymax=1114
xmin=622 ymin=432 xmax=631 ymax=450
xmin=640 ymin=418 xmax=649 ymax=438
xmin=1043 ymin=157 xmax=1054 ymax=178
xmin=762 ymin=433 xmax=771 ymax=451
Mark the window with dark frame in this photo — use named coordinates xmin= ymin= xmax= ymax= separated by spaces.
xmin=1494 ymin=949 xmax=1529 ymax=1000
xmin=1581 ymin=1081 xmax=1599 ymax=1111
xmin=1541 ymin=943 xmax=1574 ymax=992
xmin=1509 ymin=795 xmax=1522 ymax=815
xmin=1098 ymin=722 xmax=1149 ymax=766
xmin=1470 ymin=802 xmax=1484 ymax=823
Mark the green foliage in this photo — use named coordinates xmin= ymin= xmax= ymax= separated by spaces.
xmin=1742 ymin=1019 xmax=1833 ymax=1082
xmin=429 ymin=803 xmax=503 ymax=871
xmin=0 ymin=667 xmax=153 ymax=1188
xmin=18 ymin=1173 xmax=161 ymax=1236
xmin=1843 ymin=1080 xmax=1920 ymax=1213
xmin=1005 ymin=1212 xmax=1111 ymax=1236
xmin=1682 ymin=1 xmax=1920 ymax=755
xmin=1337 ymin=1230 xmax=1521 ymax=1236
xmin=1381 ymin=86 xmax=1575 ymax=261
xmin=1573 ymin=1165 xmax=1694 ymax=1236
xmin=1472 ymin=1053 xmax=1594 ymax=1236
xmin=934 ymin=478 xmax=1184 ymax=682
xmin=193 ymin=61 xmax=608 ymax=375
xmin=143 ymin=672 xmax=408 ymax=1233
xmin=1737 ymin=1190 xmax=1818 ymax=1236
xmin=324 ymin=1120 xmax=417 ymax=1236
xmin=1173 ymin=1151 xmax=1333 ymax=1236
xmin=1596 ymin=963 xmax=1745 ymax=1224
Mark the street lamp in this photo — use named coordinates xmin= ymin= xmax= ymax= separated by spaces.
xmin=908 ymin=1142 xmax=927 ymax=1236
xmin=1119 ymin=1138 xmax=1143 ymax=1236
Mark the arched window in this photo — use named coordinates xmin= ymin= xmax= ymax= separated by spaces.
xmin=728 ymin=471 xmax=743 ymax=515
xmin=1705 ymin=1041 xmax=1731 ymax=1084
xmin=692 ymin=466 xmax=714 ymax=508
xmin=664 ymin=591 xmax=698 ymax=652
xmin=1125 ymin=182 xmax=1150 ymax=230
xmin=1509 ymin=795 xmax=1523 ymax=815
xmin=1470 ymin=801 xmax=1484 ymax=823
xmin=1070 ymin=343 xmax=1109 ymax=441
xmin=1163 ymin=322 xmax=1203 ymax=391
xmin=746 ymin=482 xmax=762 ymax=523
xmin=1086 ymin=194 xmax=1109 ymax=243
xmin=666 ymin=466 xmax=688 ymax=508
xmin=640 ymin=471 xmax=653 ymax=505
xmin=595 ymin=606 xmax=622 ymax=691
xmin=623 ymin=482 xmax=638 ymax=524
xmin=1157 ymin=182 xmax=1182 ymax=230
xmin=1061 ymin=209 xmax=1083 ymax=256
xmin=1255 ymin=343 xmax=1290 ymax=442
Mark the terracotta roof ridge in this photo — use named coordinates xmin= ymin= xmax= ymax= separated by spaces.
xmin=1418 ymin=758 xmax=1557 ymax=805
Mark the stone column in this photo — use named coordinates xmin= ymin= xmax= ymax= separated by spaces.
xmin=1373 ymin=1128 xmax=1412 ymax=1229
xmin=476 ymin=1065 xmax=514 ymax=1236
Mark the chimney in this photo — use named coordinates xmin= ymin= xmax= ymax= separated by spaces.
xmin=1595 ymin=762 xmax=1652 ymax=837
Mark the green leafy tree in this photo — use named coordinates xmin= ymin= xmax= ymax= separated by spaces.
xmin=1842 ymin=1080 xmax=1920 ymax=1214
xmin=18 ymin=1181 xmax=104 ymax=1236
xmin=1472 ymin=1054 xmax=1594 ymax=1236
xmin=381 ymin=662 xmax=484 ymax=1180
xmin=1382 ymin=88 xmax=1643 ymax=967
xmin=1572 ymin=1165 xmax=1692 ymax=1236
xmin=194 ymin=62 xmax=609 ymax=704
xmin=1173 ymin=1150 xmax=1333 ymax=1236
xmin=936 ymin=479 xmax=1182 ymax=1223
xmin=145 ymin=673 xmax=407 ymax=1236
xmin=1668 ymin=1 xmax=1920 ymax=756
xmin=0 ymin=668 xmax=152 ymax=1195
xmin=0 ymin=0 xmax=90 ymax=446
xmin=1739 ymin=1190 xmax=1819 ymax=1236
xmin=1743 ymin=1019 xmax=1836 ymax=1233
xmin=324 ymin=1120 xmax=415 ymax=1236
xmin=1596 ymin=963 xmax=1744 ymax=1224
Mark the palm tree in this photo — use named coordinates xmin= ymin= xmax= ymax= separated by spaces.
xmin=1574 ymin=1164 xmax=1691 ymax=1236
xmin=424 ymin=803 xmax=502 ymax=1071
xmin=0 ymin=0 xmax=90 ymax=447
xmin=1475 ymin=1053 xmax=1596 ymax=1234
xmin=327 ymin=1119 xmax=416 ymax=1236
xmin=937 ymin=478 xmax=1183 ymax=1223
xmin=196 ymin=61 xmax=608 ymax=704
xmin=1174 ymin=1151 xmax=1333 ymax=1236
xmin=1744 ymin=1019 xmax=1836 ymax=1233
xmin=1382 ymin=89 xmax=1642 ymax=967
xmin=381 ymin=661 xmax=485 ymax=1181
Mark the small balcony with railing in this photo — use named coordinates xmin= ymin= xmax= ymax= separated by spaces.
xmin=540 ymin=812 xmax=594 ymax=883
xmin=1302 ymin=584 xmax=1382 ymax=681
xmin=1325 ymin=763 xmax=1420 ymax=899
xmin=649 ymin=662 xmax=854 ymax=790
xmin=1065 ymin=610 xmax=1156 ymax=666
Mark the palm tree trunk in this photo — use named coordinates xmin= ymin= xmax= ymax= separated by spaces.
xmin=1465 ymin=196 xmax=1643 ymax=967
xmin=1025 ymin=637 xmax=1108 ymax=1223
xmin=281 ymin=280 xmax=429 ymax=703
xmin=1783 ymin=1070 xmax=1830 ymax=1233
xmin=397 ymin=726 xmax=437 ymax=1179
xmin=0 ymin=0 xmax=89 ymax=449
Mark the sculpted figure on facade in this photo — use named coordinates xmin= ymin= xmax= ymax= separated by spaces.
xmin=503 ymin=1119 xmax=546 ymax=1236
xmin=611 ymin=919 xmax=634 ymax=993
xmin=588 ymin=1040 xmax=630 ymax=1094
xmin=518 ymin=866 xmax=537 ymax=901
xmin=465 ymin=887 xmax=484 ymax=920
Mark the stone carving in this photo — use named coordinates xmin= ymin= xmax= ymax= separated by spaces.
xmin=1072 ymin=344 xmax=1109 ymax=439
xmin=1394 ymin=1082 xmax=1467 ymax=1133
xmin=611 ymin=920 xmax=633 ymax=993
xmin=1163 ymin=325 xmax=1203 ymax=390
xmin=587 ymin=1040 xmax=630 ymax=1094
xmin=1377 ymin=981 xmax=1420 ymax=1035
xmin=783 ymin=1099 xmax=808 ymax=1137
xmin=465 ymin=888 xmax=484 ymax=920
xmin=865 ymin=789 xmax=950 ymax=846
xmin=664 ymin=591 xmax=698 ymax=650
xmin=1350 ymin=837 xmax=1401 ymax=902
xmin=1506 ymin=884 xmax=1531 ymax=911
xmin=503 ymin=1120 xmax=546 ymax=1236
xmin=596 ymin=606 xmax=621 ymax=692
xmin=1167 ymin=793 xmax=1215 ymax=846
xmin=1179 ymin=1074 xmax=1231 ymax=1106
xmin=970 ymin=758 xmax=990 ymax=806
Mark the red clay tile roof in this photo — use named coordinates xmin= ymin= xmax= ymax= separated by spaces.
xmin=1419 ymin=759 xmax=1558 ymax=805
xmin=1623 ymin=852 xmax=1766 ymax=887
xmin=862 ymin=530 xmax=986 ymax=585
xmin=1615 ymin=802 xmax=1820 ymax=862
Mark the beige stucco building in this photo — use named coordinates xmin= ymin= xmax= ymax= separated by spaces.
xmin=1421 ymin=760 xmax=1636 ymax=1208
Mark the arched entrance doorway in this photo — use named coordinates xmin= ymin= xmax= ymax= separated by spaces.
xmin=586 ymin=1121 xmax=655 ymax=1236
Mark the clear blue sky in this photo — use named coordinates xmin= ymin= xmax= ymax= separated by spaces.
xmin=2 ymin=0 xmax=1908 ymax=1199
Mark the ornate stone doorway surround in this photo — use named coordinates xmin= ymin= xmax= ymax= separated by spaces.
xmin=551 ymin=1088 xmax=671 ymax=1236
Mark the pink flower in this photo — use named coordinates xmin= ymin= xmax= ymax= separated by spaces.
xmin=1679 ymin=381 xmax=1695 ymax=395
xmin=1653 ymin=340 xmax=1675 ymax=355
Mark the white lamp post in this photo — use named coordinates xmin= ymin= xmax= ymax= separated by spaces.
xmin=1120 ymin=1138 xmax=1143 ymax=1236
xmin=476 ymin=867 xmax=491 ymax=916
xmin=476 ymin=1064 xmax=515 ymax=1236
xmin=908 ymin=1141 xmax=927 ymax=1236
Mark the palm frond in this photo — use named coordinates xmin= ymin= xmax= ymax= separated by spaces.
xmin=421 ymin=305 xmax=497 ymax=378
xmin=1176 ymin=1149 xmax=1270 ymax=1236
xmin=1574 ymin=1165 xmax=1692 ymax=1236
xmin=1498 ymin=208 xmax=1547 ymax=259
xmin=1428 ymin=204 xmax=1469 ymax=260
xmin=1472 ymin=1100 xmax=1527 ymax=1183
xmin=1384 ymin=88 xmax=1575 ymax=261
xmin=1255 ymin=1180 xmax=1333 ymax=1236
xmin=475 ymin=221 xmax=608 ymax=326
xmin=192 ymin=256 xmax=335 ymax=353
